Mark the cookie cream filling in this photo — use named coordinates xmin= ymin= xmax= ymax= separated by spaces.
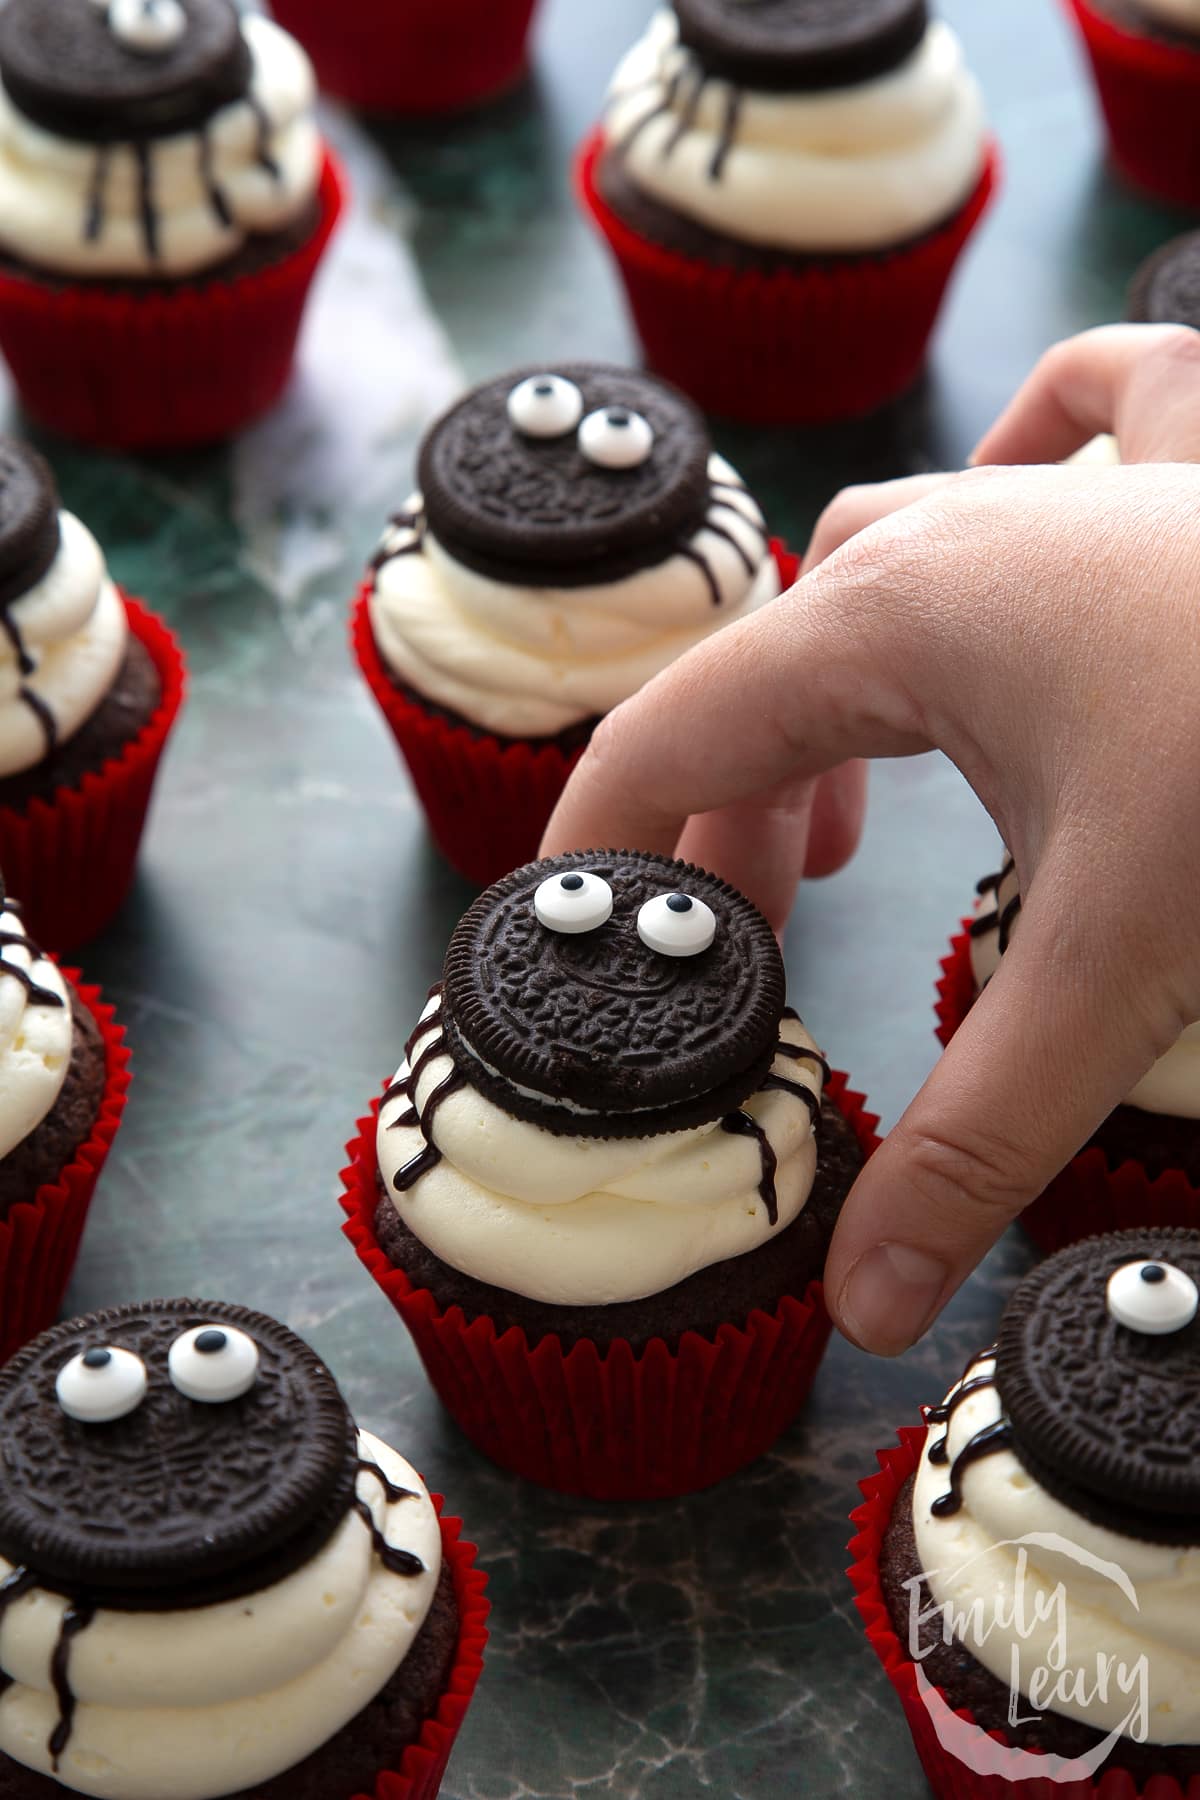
xmin=602 ymin=11 xmax=987 ymax=254
xmin=368 ymin=456 xmax=778 ymax=739
xmin=0 ymin=16 xmax=319 ymax=279
xmin=912 ymin=1354 xmax=1200 ymax=1742
xmin=377 ymin=995 xmax=824 ymax=1305
xmin=0 ymin=1431 xmax=441 ymax=1800
xmin=0 ymin=510 xmax=128 ymax=778
xmin=0 ymin=895 xmax=71 ymax=1161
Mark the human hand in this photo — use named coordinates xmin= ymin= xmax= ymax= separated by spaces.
xmin=541 ymin=325 xmax=1200 ymax=1356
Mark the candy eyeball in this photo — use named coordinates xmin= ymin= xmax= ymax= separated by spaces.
xmin=578 ymin=407 xmax=654 ymax=470
xmin=56 ymin=1346 xmax=148 ymax=1424
xmin=637 ymin=892 xmax=716 ymax=957
xmin=1106 ymin=1259 xmax=1199 ymax=1335
xmin=534 ymin=870 xmax=614 ymax=935
xmin=507 ymin=374 xmax=584 ymax=439
xmin=107 ymin=0 xmax=187 ymax=55
xmin=168 ymin=1325 xmax=260 ymax=1403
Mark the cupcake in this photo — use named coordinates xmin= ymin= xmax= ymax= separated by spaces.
xmin=0 ymin=438 xmax=185 ymax=950
xmin=850 ymin=1228 xmax=1200 ymax=1794
xmin=339 ymin=850 xmax=880 ymax=1500
xmin=0 ymin=1296 xmax=488 ymax=1798
xmin=1064 ymin=0 xmax=1200 ymax=210
xmin=267 ymin=0 xmax=540 ymax=115
xmin=0 ymin=0 xmax=344 ymax=450
xmin=938 ymin=854 xmax=1200 ymax=1248
xmin=0 ymin=875 xmax=129 ymax=1367
xmin=576 ymin=0 xmax=998 ymax=424
xmin=353 ymin=362 xmax=793 ymax=887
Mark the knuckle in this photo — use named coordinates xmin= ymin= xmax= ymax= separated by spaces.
xmin=810 ymin=486 xmax=873 ymax=559
xmin=1147 ymin=323 xmax=1200 ymax=380
xmin=901 ymin=1121 xmax=1036 ymax=1226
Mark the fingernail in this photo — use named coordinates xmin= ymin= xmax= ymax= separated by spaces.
xmin=838 ymin=1243 xmax=949 ymax=1356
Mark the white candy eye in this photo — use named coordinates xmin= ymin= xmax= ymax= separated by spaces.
xmin=507 ymin=374 xmax=583 ymax=439
xmin=534 ymin=870 xmax=613 ymax=934
xmin=56 ymin=1346 xmax=147 ymax=1424
xmin=1107 ymin=1259 xmax=1199 ymax=1335
xmin=168 ymin=1325 xmax=260 ymax=1403
xmin=107 ymin=0 xmax=187 ymax=55
xmin=578 ymin=407 xmax=654 ymax=470
xmin=637 ymin=892 xmax=716 ymax=957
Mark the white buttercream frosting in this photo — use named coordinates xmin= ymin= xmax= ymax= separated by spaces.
xmin=1137 ymin=0 xmax=1200 ymax=33
xmin=376 ymin=993 xmax=824 ymax=1305
xmin=0 ymin=16 xmax=320 ymax=278
xmin=912 ymin=1353 xmax=1200 ymax=1743
xmin=0 ymin=895 xmax=72 ymax=1161
xmin=0 ymin=1431 xmax=442 ymax=1800
xmin=368 ymin=454 xmax=779 ymax=738
xmin=0 ymin=510 xmax=128 ymax=778
xmin=602 ymin=11 xmax=988 ymax=254
xmin=1067 ymin=434 xmax=1120 ymax=467
xmin=971 ymin=858 xmax=1200 ymax=1119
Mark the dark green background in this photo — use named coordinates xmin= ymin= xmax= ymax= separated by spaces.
xmin=15 ymin=1 xmax=1192 ymax=1792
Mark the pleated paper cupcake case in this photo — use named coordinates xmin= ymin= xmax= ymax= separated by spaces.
xmin=1064 ymin=0 xmax=1200 ymax=209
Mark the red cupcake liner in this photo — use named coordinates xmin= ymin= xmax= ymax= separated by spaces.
xmin=575 ymin=128 xmax=999 ymax=425
xmin=270 ymin=0 xmax=539 ymax=114
xmin=849 ymin=1425 xmax=1198 ymax=1798
xmin=359 ymin=1502 xmax=488 ymax=1800
xmin=935 ymin=924 xmax=1200 ymax=1252
xmin=0 ymin=968 xmax=130 ymax=1366
xmin=339 ymin=1069 xmax=880 ymax=1501
xmin=1065 ymin=0 xmax=1200 ymax=210
xmin=351 ymin=541 xmax=799 ymax=890
xmin=0 ymin=596 xmax=187 ymax=953
xmin=0 ymin=150 xmax=345 ymax=450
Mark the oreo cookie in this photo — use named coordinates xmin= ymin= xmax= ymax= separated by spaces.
xmin=440 ymin=851 xmax=786 ymax=1138
xmin=417 ymin=363 xmax=712 ymax=588
xmin=672 ymin=0 xmax=929 ymax=93
xmin=0 ymin=1298 xmax=360 ymax=1606
xmin=995 ymin=1229 xmax=1200 ymax=1544
xmin=0 ymin=0 xmax=251 ymax=143
xmin=0 ymin=438 xmax=60 ymax=613
xmin=1127 ymin=229 xmax=1200 ymax=332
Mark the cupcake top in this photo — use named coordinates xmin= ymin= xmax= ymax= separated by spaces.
xmin=377 ymin=850 xmax=830 ymax=1305
xmin=0 ymin=872 xmax=71 ymax=1161
xmin=912 ymin=1229 xmax=1200 ymax=1742
xmin=0 ymin=1296 xmax=442 ymax=1799
xmin=0 ymin=437 xmax=129 ymax=778
xmin=600 ymin=0 xmax=988 ymax=254
xmin=970 ymin=853 xmax=1200 ymax=1117
xmin=367 ymin=363 xmax=780 ymax=739
xmin=0 ymin=0 xmax=320 ymax=278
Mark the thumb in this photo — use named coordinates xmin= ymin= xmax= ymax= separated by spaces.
xmin=823 ymin=874 xmax=1182 ymax=1354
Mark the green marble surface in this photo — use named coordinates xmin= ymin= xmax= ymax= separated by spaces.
xmin=8 ymin=1 xmax=1196 ymax=1793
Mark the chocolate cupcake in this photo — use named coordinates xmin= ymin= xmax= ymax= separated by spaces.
xmin=339 ymin=850 xmax=879 ymax=1499
xmin=0 ymin=438 xmax=184 ymax=949
xmin=0 ymin=0 xmax=344 ymax=447
xmin=0 ymin=874 xmax=129 ymax=1366
xmin=0 ymin=1297 xmax=487 ymax=1799
xmin=576 ymin=0 xmax=997 ymax=422
xmin=852 ymin=1229 xmax=1200 ymax=1794
xmin=353 ymin=362 xmax=791 ymax=886
xmin=1064 ymin=0 xmax=1200 ymax=210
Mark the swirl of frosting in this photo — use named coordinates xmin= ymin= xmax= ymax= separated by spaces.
xmin=376 ymin=996 xmax=824 ymax=1305
xmin=0 ymin=509 xmax=128 ymax=778
xmin=0 ymin=891 xmax=70 ymax=1161
xmin=913 ymin=1355 xmax=1200 ymax=1741
xmin=0 ymin=16 xmax=319 ymax=278
xmin=368 ymin=454 xmax=779 ymax=739
xmin=0 ymin=1431 xmax=441 ymax=1800
xmin=602 ymin=11 xmax=987 ymax=253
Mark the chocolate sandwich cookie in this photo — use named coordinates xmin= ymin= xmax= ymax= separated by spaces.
xmin=0 ymin=442 xmax=59 ymax=612
xmin=1128 ymin=228 xmax=1200 ymax=329
xmin=438 ymin=850 xmax=786 ymax=1137
xmin=673 ymin=0 xmax=929 ymax=92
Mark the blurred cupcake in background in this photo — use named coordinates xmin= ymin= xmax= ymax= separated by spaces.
xmin=577 ymin=0 xmax=997 ymax=423
xmin=0 ymin=437 xmax=185 ymax=949
xmin=0 ymin=0 xmax=344 ymax=449
xmin=1065 ymin=0 xmax=1200 ymax=210
xmin=352 ymin=361 xmax=794 ymax=886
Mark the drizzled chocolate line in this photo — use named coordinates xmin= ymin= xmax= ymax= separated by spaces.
xmin=355 ymin=1458 xmax=415 ymax=1506
xmin=720 ymin=1107 xmax=778 ymax=1226
xmin=351 ymin=1498 xmax=425 ymax=1578
xmin=48 ymin=1603 xmax=94 ymax=1770
xmin=662 ymin=63 xmax=705 ymax=159
xmin=779 ymin=1006 xmax=831 ymax=1085
xmin=709 ymin=85 xmax=741 ymax=180
xmin=610 ymin=47 xmax=747 ymax=184
xmin=16 ymin=683 xmax=56 ymax=756
xmin=0 ymin=612 xmax=33 ymax=675
xmin=709 ymin=496 xmax=768 ymax=544
xmin=968 ymin=857 xmax=1021 ymax=949
xmin=247 ymin=94 xmax=281 ymax=180
xmin=0 ymin=881 xmax=65 ymax=1009
xmin=926 ymin=1350 xmax=1013 ymax=1518
xmin=133 ymin=142 xmax=158 ymax=261
xmin=617 ymin=65 xmax=683 ymax=156
xmin=198 ymin=128 xmax=233 ymax=230
xmin=676 ymin=539 xmax=721 ymax=607
xmin=371 ymin=508 xmax=427 ymax=576
xmin=702 ymin=514 xmax=756 ymax=576
xmin=386 ymin=991 xmax=465 ymax=1193
xmin=925 ymin=1344 xmax=998 ymax=1465
xmin=84 ymin=145 xmax=110 ymax=243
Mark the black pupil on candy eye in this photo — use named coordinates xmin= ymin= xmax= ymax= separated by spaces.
xmin=666 ymin=894 xmax=692 ymax=913
xmin=1140 ymin=1264 xmax=1167 ymax=1284
xmin=82 ymin=1348 xmax=112 ymax=1369
xmin=560 ymin=874 xmax=584 ymax=891
xmin=606 ymin=410 xmax=630 ymax=427
xmin=195 ymin=1330 xmax=228 ymax=1354
xmin=534 ymin=383 xmax=553 ymax=397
